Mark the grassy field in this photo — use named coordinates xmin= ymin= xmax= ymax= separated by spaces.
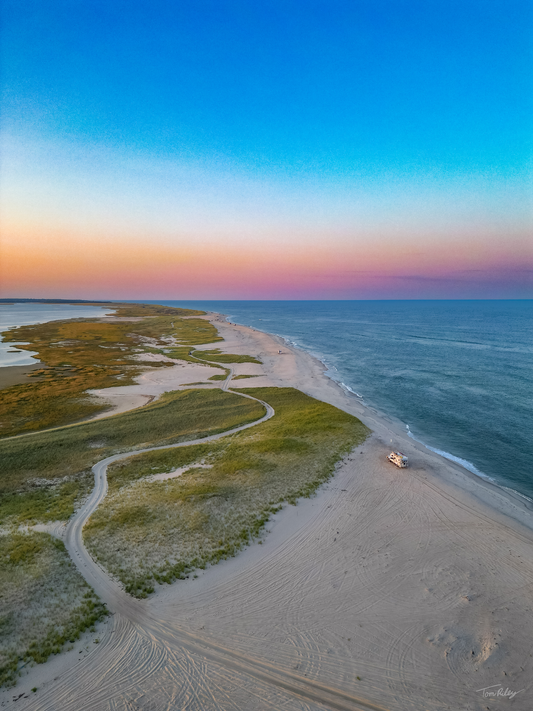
xmin=192 ymin=348 xmax=262 ymax=364
xmin=0 ymin=532 xmax=107 ymax=688
xmin=84 ymin=388 xmax=370 ymax=597
xmin=0 ymin=303 xmax=220 ymax=437
xmin=0 ymin=383 xmax=265 ymax=687
xmin=0 ymin=389 xmax=265 ymax=526
xmin=1 ymin=301 xmax=370 ymax=686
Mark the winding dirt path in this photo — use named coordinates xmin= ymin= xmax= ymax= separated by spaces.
xmin=55 ymin=368 xmax=386 ymax=711
xmin=65 ymin=365 xmax=273 ymax=601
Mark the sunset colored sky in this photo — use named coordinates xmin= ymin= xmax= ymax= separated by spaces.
xmin=1 ymin=0 xmax=532 ymax=299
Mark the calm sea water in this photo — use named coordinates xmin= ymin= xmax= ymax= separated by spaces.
xmin=0 ymin=303 xmax=115 ymax=367
xmin=149 ymin=300 xmax=533 ymax=500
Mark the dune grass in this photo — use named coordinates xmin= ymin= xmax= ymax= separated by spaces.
xmin=159 ymin=318 xmax=222 ymax=345
xmin=0 ymin=304 xmax=219 ymax=437
xmin=0 ymin=389 xmax=265 ymax=526
xmin=0 ymin=532 xmax=107 ymax=688
xmin=192 ymin=348 xmax=262 ymax=364
xmin=0 ymin=478 xmax=94 ymax=526
xmin=84 ymin=387 xmax=370 ymax=597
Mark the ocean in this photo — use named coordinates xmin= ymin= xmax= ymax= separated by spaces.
xmin=0 ymin=302 xmax=115 ymax=367
xmin=2 ymin=299 xmax=531 ymax=502
xmin=150 ymin=300 xmax=533 ymax=501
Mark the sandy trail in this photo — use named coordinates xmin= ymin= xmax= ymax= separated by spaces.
xmin=23 ymin=374 xmax=380 ymax=711
xmin=8 ymin=314 xmax=533 ymax=710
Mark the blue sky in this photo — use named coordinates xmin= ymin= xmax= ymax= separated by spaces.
xmin=4 ymin=0 xmax=531 ymax=172
xmin=1 ymin=0 xmax=532 ymax=298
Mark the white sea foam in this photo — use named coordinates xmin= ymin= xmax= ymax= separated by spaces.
xmin=410 ymin=429 xmax=533 ymax=505
xmin=406 ymin=425 xmax=495 ymax=482
xmin=501 ymin=487 xmax=533 ymax=504
xmin=243 ymin=320 xmax=368 ymax=405
xmin=340 ymin=382 xmax=364 ymax=398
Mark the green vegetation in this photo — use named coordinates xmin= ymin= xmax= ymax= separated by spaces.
xmin=232 ymin=374 xmax=260 ymax=380
xmin=135 ymin=316 xmax=221 ymax=346
xmin=192 ymin=348 xmax=262 ymax=364
xmin=84 ymin=387 xmax=369 ymax=597
xmin=0 ymin=389 xmax=265 ymax=526
xmin=0 ymin=303 xmax=220 ymax=437
xmin=1 ymin=299 xmax=370 ymax=687
xmin=0 ymin=532 xmax=107 ymax=687
xmin=0 ymin=381 xmax=265 ymax=686
xmin=0 ymin=477 xmax=94 ymax=526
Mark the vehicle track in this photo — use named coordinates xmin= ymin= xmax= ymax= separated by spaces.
xmin=60 ymin=367 xmax=387 ymax=711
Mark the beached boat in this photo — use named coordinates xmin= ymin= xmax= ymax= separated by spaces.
xmin=388 ymin=451 xmax=408 ymax=468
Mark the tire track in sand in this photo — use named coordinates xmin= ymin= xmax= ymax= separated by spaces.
xmin=54 ymin=369 xmax=388 ymax=711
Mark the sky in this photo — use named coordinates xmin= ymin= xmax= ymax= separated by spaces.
xmin=1 ymin=0 xmax=532 ymax=299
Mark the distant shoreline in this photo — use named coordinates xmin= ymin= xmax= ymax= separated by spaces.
xmin=0 ymin=298 xmax=110 ymax=304
xmin=0 ymin=301 xmax=118 ymax=371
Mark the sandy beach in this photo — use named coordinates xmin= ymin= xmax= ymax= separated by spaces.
xmin=5 ymin=312 xmax=533 ymax=711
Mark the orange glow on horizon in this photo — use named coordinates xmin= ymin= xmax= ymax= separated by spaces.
xmin=2 ymin=222 xmax=532 ymax=300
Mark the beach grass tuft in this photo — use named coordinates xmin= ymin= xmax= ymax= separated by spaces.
xmin=0 ymin=532 xmax=107 ymax=688
xmin=192 ymin=349 xmax=262 ymax=364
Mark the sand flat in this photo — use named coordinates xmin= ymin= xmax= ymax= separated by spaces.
xmin=9 ymin=313 xmax=533 ymax=710
xmin=0 ymin=364 xmax=44 ymax=390
xmin=86 ymin=361 xmax=218 ymax=418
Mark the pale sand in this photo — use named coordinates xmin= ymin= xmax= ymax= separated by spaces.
xmin=7 ymin=313 xmax=533 ymax=710
xmin=87 ymin=361 xmax=217 ymax=419
xmin=148 ymin=464 xmax=212 ymax=483
xmin=86 ymin=323 xmax=274 ymax=419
